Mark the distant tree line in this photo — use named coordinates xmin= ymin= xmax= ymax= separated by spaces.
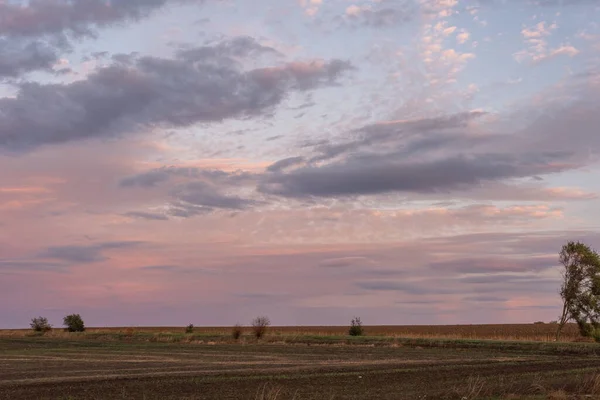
xmin=29 ymin=313 xmax=367 ymax=338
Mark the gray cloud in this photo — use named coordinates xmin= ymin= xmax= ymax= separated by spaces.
xmin=310 ymin=111 xmax=488 ymax=163
xmin=356 ymin=7 xmax=415 ymax=27
xmin=0 ymin=260 xmax=69 ymax=272
xmin=266 ymin=156 xmax=305 ymax=172
xmin=120 ymin=166 xmax=259 ymax=216
xmin=0 ymin=0 xmax=211 ymax=78
xmin=0 ymin=37 xmax=352 ymax=151
xmin=123 ymin=211 xmax=169 ymax=221
xmin=0 ymin=38 xmax=60 ymax=78
xmin=170 ymin=181 xmax=256 ymax=210
xmin=335 ymin=0 xmax=418 ymax=29
xmin=429 ymin=256 xmax=557 ymax=274
xmin=235 ymin=292 xmax=291 ymax=300
xmin=463 ymin=295 xmax=507 ymax=303
xmin=141 ymin=265 xmax=181 ymax=271
xmin=120 ymin=170 xmax=172 ymax=188
xmin=258 ymin=73 xmax=600 ymax=199
xmin=423 ymin=231 xmax=600 ymax=256
xmin=39 ymin=241 xmax=143 ymax=264
xmin=357 ymin=273 xmax=559 ymax=297
xmin=0 ymin=0 xmax=196 ymax=38
xmin=356 ymin=280 xmax=449 ymax=295
xmin=519 ymin=0 xmax=598 ymax=5
xmin=140 ymin=264 xmax=216 ymax=274
xmin=459 ymin=274 xmax=559 ymax=285
xmin=119 ymin=166 xmax=255 ymax=188
xmin=176 ymin=36 xmax=281 ymax=62
xmin=41 ymin=246 xmax=106 ymax=263
xmin=315 ymin=257 xmax=405 ymax=277
xmin=259 ymin=153 xmax=569 ymax=198
xmin=396 ymin=299 xmax=441 ymax=305
xmin=473 ymin=0 xmax=598 ymax=6
xmin=166 ymin=202 xmax=213 ymax=218
xmin=318 ymin=256 xmax=372 ymax=268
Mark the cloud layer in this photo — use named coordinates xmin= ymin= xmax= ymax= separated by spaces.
xmin=0 ymin=37 xmax=351 ymax=150
xmin=0 ymin=0 xmax=599 ymax=328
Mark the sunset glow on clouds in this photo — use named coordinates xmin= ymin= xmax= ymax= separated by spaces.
xmin=1 ymin=0 xmax=600 ymax=328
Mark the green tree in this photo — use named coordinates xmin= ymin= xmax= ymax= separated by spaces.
xmin=63 ymin=314 xmax=85 ymax=332
xmin=556 ymin=241 xmax=600 ymax=341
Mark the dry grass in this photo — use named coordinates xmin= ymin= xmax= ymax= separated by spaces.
xmin=578 ymin=373 xmax=600 ymax=396
xmin=0 ymin=323 xmax=583 ymax=342
xmin=546 ymin=389 xmax=569 ymax=400
xmin=255 ymin=383 xmax=284 ymax=400
xmin=454 ymin=375 xmax=487 ymax=399
xmin=450 ymin=372 xmax=600 ymax=400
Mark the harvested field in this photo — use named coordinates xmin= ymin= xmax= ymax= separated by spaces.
xmin=1 ymin=336 xmax=600 ymax=399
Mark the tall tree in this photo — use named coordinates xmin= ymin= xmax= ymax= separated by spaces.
xmin=556 ymin=241 xmax=600 ymax=340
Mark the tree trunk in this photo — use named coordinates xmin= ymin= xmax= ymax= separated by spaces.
xmin=556 ymin=302 xmax=569 ymax=341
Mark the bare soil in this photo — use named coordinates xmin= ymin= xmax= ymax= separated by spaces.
xmin=0 ymin=337 xmax=599 ymax=399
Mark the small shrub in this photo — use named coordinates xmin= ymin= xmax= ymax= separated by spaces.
xmin=185 ymin=324 xmax=194 ymax=334
xmin=349 ymin=316 xmax=364 ymax=336
xmin=252 ymin=316 xmax=270 ymax=339
xmin=533 ymin=321 xmax=545 ymax=325
xmin=63 ymin=314 xmax=85 ymax=332
xmin=30 ymin=316 xmax=52 ymax=332
xmin=232 ymin=324 xmax=242 ymax=340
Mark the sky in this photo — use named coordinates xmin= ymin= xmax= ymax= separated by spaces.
xmin=1 ymin=0 xmax=600 ymax=329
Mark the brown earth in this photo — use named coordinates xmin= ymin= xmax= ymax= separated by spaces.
xmin=0 ymin=336 xmax=599 ymax=399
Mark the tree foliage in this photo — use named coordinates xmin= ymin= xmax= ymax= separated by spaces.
xmin=556 ymin=241 xmax=600 ymax=340
xmin=30 ymin=316 xmax=52 ymax=332
xmin=63 ymin=314 xmax=85 ymax=332
xmin=349 ymin=316 xmax=364 ymax=336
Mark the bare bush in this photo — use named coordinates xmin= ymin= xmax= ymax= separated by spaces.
xmin=251 ymin=316 xmax=270 ymax=339
xmin=232 ymin=324 xmax=243 ymax=340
